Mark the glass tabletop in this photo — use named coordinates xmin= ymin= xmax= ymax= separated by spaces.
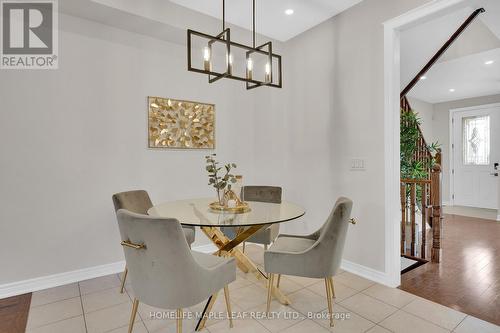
xmin=147 ymin=198 xmax=305 ymax=227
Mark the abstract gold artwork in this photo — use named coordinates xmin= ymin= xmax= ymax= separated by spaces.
xmin=148 ymin=96 xmax=215 ymax=149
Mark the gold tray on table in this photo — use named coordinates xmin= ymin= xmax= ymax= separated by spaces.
xmin=209 ymin=201 xmax=251 ymax=214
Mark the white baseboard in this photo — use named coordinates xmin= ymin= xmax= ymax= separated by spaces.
xmin=0 ymin=261 xmax=125 ymax=299
xmin=0 ymin=244 xmax=393 ymax=299
xmin=497 ymin=214 xmax=500 ymax=221
xmin=194 ymin=243 xmax=392 ymax=286
xmin=0 ymin=243 xmax=239 ymax=299
xmin=340 ymin=259 xmax=394 ymax=287
xmin=442 ymin=201 xmax=450 ymax=206
xmin=195 ymin=244 xmax=393 ymax=287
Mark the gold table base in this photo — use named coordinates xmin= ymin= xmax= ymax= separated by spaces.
xmin=195 ymin=225 xmax=290 ymax=331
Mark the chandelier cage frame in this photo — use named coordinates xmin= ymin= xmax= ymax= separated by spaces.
xmin=186 ymin=0 xmax=283 ymax=89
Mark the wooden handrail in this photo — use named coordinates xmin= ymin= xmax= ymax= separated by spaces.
xmin=401 ymin=179 xmax=431 ymax=184
xmin=400 ymin=8 xmax=485 ymax=98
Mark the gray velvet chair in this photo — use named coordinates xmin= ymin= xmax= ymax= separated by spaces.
xmin=116 ymin=209 xmax=236 ymax=333
xmin=112 ymin=190 xmax=195 ymax=293
xmin=222 ymin=186 xmax=282 ymax=252
xmin=264 ymin=197 xmax=354 ymax=327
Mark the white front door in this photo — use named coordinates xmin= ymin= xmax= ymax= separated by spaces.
xmin=452 ymin=105 xmax=500 ymax=209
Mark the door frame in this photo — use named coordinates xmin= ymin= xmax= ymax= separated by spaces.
xmin=383 ymin=0 xmax=469 ymax=287
xmin=449 ymin=103 xmax=500 ymax=207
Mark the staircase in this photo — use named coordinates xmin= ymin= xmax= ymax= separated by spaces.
xmin=400 ymin=96 xmax=442 ymax=263
xmin=399 ymin=8 xmax=485 ymax=264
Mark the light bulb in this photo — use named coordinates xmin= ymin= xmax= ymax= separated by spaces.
xmin=247 ymin=58 xmax=253 ymax=71
xmin=265 ymin=62 xmax=271 ymax=83
xmin=203 ymin=47 xmax=210 ymax=61
xmin=203 ymin=47 xmax=211 ymax=71
xmin=226 ymin=53 xmax=233 ymax=74
xmin=247 ymin=58 xmax=253 ymax=80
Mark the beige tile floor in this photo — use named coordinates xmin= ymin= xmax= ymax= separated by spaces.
xmin=26 ymin=245 xmax=500 ymax=333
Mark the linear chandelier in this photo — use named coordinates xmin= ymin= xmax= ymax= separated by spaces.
xmin=187 ymin=0 xmax=282 ymax=90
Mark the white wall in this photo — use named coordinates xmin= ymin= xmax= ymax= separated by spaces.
xmin=408 ymin=97 xmax=434 ymax=141
xmin=439 ymin=18 xmax=500 ymax=63
xmin=433 ymin=94 xmax=500 ymax=203
xmin=0 ymin=0 xmax=435 ymax=288
xmin=0 ymin=14 xmax=262 ymax=285
xmin=259 ymin=0 xmax=430 ymax=273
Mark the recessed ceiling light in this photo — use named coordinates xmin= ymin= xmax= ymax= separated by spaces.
xmin=449 ymin=88 xmax=455 ymax=92
xmin=485 ymin=60 xmax=494 ymax=65
xmin=420 ymin=76 xmax=427 ymax=80
xmin=285 ymin=9 xmax=294 ymax=15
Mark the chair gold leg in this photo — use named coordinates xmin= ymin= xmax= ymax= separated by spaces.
xmin=325 ymin=278 xmax=334 ymax=327
xmin=328 ymin=277 xmax=335 ymax=298
xmin=266 ymin=273 xmax=275 ymax=314
xmin=276 ymin=274 xmax=281 ymax=288
xmin=223 ymin=286 xmax=234 ymax=328
xmin=120 ymin=267 xmax=128 ymax=294
xmin=128 ymin=298 xmax=139 ymax=333
xmin=177 ymin=308 xmax=183 ymax=333
xmin=242 ymin=242 xmax=246 ymax=253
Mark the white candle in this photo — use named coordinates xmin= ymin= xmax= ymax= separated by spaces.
xmin=227 ymin=53 xmax=233 ymax=75
xmin=247 ymin=58 xmax=253 ymax=80
xmin=203 ymin=47 xmax=211 ymax=71
xmin=265 ymin=62 xmax=271 ymax=83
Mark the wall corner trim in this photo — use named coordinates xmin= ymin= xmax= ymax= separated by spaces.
xmin=0 ymin=261 xmax=125 ymax=299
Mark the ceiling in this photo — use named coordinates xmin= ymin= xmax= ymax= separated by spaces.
xmin=469 ymin=0 xmax=500 ymax=38
xmin=168 ymin=0 xmax=364 ymax=41
xmin=408 ymin=48 xmax=500 ymax=104
xmin=402 ymin=0 xmax=500 ymax=104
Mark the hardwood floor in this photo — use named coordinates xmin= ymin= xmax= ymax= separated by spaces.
xmin=1 ymin=213 xmax=498 ymax=331
xmin=400 ymin=213 xmax=500 ymax=326
xmin=0 ymin=293 xmax=31 ymax=333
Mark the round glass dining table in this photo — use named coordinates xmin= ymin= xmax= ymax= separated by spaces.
xmin=147 ymin=197 xmax=305 ymax=227
xmin=148 ymin=197 xmax=305 ymax=331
